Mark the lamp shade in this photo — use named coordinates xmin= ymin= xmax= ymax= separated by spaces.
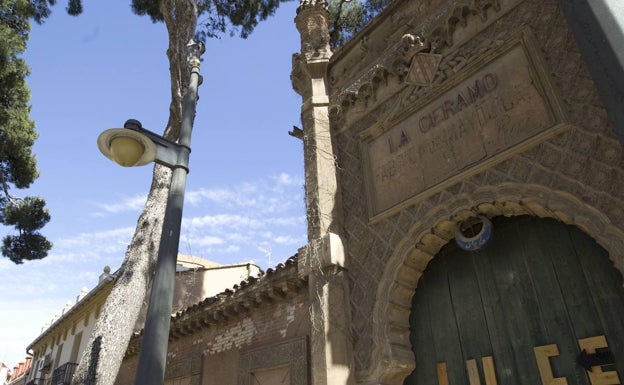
xmin=110 ymin=136 xmax=145 ymax=167
xmin=97 ymin=128 xmax=157 ymax=167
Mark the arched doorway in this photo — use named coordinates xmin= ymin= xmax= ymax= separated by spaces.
xmin=405 ymin=215 xmax=624 ymax=385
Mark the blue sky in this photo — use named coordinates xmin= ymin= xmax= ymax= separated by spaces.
xmin=0 ymin=0 xmax=306 ymax=368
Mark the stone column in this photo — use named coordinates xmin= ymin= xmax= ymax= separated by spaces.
xmin=298 ymin=235 xmax=353 ymax=385
xmin=291 ymin=2 xmax=354 ymax=384
xmin=292 ymin=0 xmax=342 ymax=241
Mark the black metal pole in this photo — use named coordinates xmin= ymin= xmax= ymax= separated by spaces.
xmin=134 ymin=41 xmax=203 ymax=385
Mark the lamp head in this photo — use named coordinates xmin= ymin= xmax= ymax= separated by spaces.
xmin=97 ymin=121 xmax=157 ymax=167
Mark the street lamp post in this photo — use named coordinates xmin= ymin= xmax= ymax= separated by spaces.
xmin=96 ymin=40 xmax=204 ymax=385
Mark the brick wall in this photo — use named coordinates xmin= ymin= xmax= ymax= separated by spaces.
xmin=115 ymin=293 xmax=309 ymax=385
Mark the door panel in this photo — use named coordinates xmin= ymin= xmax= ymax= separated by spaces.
xmin=405 ymin=216 xmax=624 ymax=385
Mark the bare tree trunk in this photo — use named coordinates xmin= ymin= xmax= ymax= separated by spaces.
xmin=71 ymin=2 xmax=199 ymax=384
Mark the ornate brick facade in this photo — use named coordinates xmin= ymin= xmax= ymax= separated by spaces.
xmin=307 ymin=0 xmax=624 ymax=383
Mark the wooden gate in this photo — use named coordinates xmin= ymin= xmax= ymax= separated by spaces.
xmin=405 ymin=215 xmax=624 ymax=385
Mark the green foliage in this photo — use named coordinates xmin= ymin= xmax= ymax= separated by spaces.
xmin=1 ymin=0 xmax=52 ymax=263
xmin=328 ymin=0 xmax=392 ymax=47
xmin=129 ymin=0 xmax=386 ymax=45
xmin=2 ymin=197 xmax=51 ymax=264
xmin=12 ymin=0 xmax=82 ymax=24
xmin=65 ymin=0 xmax=81 ymax=15
xmin=131 ymin=0 xmax=292 ymax=41
xmin=3 ymin=230 xmax=52 ymax=264
xmin=3 ymin=196 xmax=50 ymax=231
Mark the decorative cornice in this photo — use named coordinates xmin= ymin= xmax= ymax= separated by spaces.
xmin=424 ymin=0 xmax=502 ymax=50
xmin=125 ymin=256 xmax=307 ymax=357
xmin=328 ymin=0 xmax=503 ymax=126
xmin=329 ymin=33 xmax=428 ymax=123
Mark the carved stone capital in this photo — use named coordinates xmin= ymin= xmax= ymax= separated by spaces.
xmin=328 ymin=34 xmax=430 ymax=125
xmin=295 ymin=2 xmax=332 ymax=63
xmin=292 ymin=0 xmax=332 ymax=102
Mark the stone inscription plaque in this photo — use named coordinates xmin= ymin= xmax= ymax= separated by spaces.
xmin=363 ymin=34 xmax=565 ymax=218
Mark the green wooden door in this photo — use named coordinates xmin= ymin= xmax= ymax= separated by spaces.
xmin=405 ymin=215 xmax=624 ymax=385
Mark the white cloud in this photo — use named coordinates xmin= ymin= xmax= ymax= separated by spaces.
xmin=51 ymin=227 xmax=134 ymax=263
xmin=61 ymin=173 xmax=305 ymax=274
xmin=218 ymin=245 xmax=241 ymax=253
xmin=257 ymin=245 xmax=272 ymax=256
xmin=183 ymin=173 xmax=303 ymax=211
xmin=184 ymin=185 xmax=259 ymax=208
xmin=226 ymin=233 xmax=251 ymax=243
xmin=272 ymin=172 xmax=303 ymax=187
xmin=273 ymin=235 xmax=301 ymax=245
xmin=92 ymin=194 xmax=147 ymax=215
xmin=185 ymin=188 xmax=239 ymax=206
xmin=184 ymin=214 xmax=262 ymax=229
xmin=266 ymin=215 xmax=306 ymax=226
xmin=193 ymin=235 xmax=225 ymax=246
xmin=176 ymin=175 xmax=305 ymax=266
